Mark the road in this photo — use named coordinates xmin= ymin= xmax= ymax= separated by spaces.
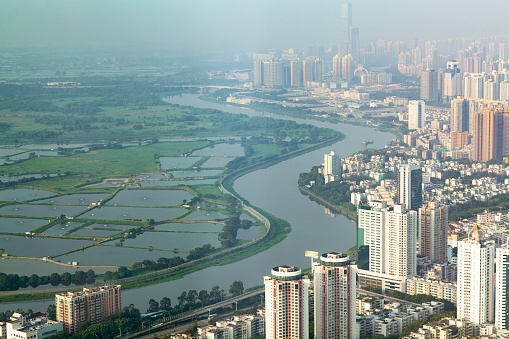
xmin=126 ymin=289 xmax=264 ymax=338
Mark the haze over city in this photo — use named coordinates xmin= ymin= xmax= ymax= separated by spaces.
xmin=2 ymin=0 xmax=509 ymax=52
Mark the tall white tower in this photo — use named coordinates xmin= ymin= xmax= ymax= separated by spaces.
xmin=264 ymin=265 xmax=310 ymax=339
xmin=457 ymin=225 xmax=495 ymax=325
xmin=496 ymin=246 xmax=509 ymax=330
xmin=396 ymin=164 xmax=423 ymax=211
xmin=313 ymin=252 xmax=356 ymax=339
xmin=324 ymin=151 xmax=341 ymax=176
xmin=408 ymin=100 xmax=426 ymax=130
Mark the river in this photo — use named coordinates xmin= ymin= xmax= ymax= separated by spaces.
xmin=0 ymin=94 xmax=394 ymax=313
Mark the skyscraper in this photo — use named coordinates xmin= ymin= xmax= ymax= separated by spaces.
xmin=313 ymin=59 xmax=324 ymax=82
xmin=340 ymin=3 xmax=352 ymax=54
xmin=420 ymin=69 xmax=439 ymax=102
xmin=443 ymin=61 xmax=462 ymax=102
xmin=264 ymin=265 xmax=310 ymax=339
xmin=262 ymin=60 xmax=284 ymax=88
xmin=408 ymin=100 xmax=426 ymax=130
xmin=464 ymin=73 xmax=484 ymax=99
xmin=396 ymin=164 xmax=422 ymax=211
xmin=313 ymin=252 xmax=356 ymax=339
xmin=348 ymin=26 xmax=360 ymax=62
xmin=56 ymin=285 xmax=122 ymax=333
xmin=290 ymin=60 xmax=303 ymax=87
xmin=324 ymin=151 xmax=341 ymax=176
xmin=496 ymin=245 xmax=509 ymax=331
xmin=457 ymin=226 xmax=495 ymax=325
xmin=302 ymin=59 xmax=313 ymax=86
xmin=332 ymin=54 xmax=342 ymax=78
xmin=357 ymin=202 xmax=417 ymax=292
xmin=341 ymin=54 xmax=354 ymax=81
xmin=472 ymin=107 xmax=502 ymax=162
xmin=419 ymin=202 xmax=448 ymax=263
xmin=451 ymin=97 xmax=469 ymax=133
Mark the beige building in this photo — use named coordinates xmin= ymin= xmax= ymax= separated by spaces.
xmin=406 ymin=277 xmax=457 ymax=304
xmin=56 ymin=284 xmax=122 ymax=333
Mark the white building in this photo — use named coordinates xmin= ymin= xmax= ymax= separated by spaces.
xmin=313 ymin=252 xmax=356 ymax=339
xmin=4 ymin=312 xmax=62 ymax=339
xmin=357 ymin=202 xmax=417 ymax=292
xmin=408 ymin=100 xmax=426 ymax=130
xmin=324 ymin=151 xmax=341 ymax=176
xmin=496 ymin=246 xmax=509 ymax=330
xmin=264 ymin=265 xmax=310 ymax=339
xmin=396 ymin=164 xmax=423 ymax=211
xmin=457 ymin=225 xmax=495 ymax=325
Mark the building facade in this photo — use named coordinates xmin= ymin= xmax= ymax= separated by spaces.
xmin=408 ymin=100 xmax=426 ymax=130
xmin=496 ymin=246 xmax=509 ymax=330
xmin=457 ymin=226 xmax=495 ymax=325
xmin=396 ymin=164 xmax=423 ymax=211
xmin=56 ymin=284 xmax=122 ymax=333
xmin=313 ymin=252 xmax=356 ymax=339
xmin=419 ymin=202 xmax=449 ymax=263
xmin=264 ymin=266 xmax=310 ymax=339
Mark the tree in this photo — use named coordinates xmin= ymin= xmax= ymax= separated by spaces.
xmin=86 ymin=270 xmax=96 ymax=284
xmin=177 ymin=291 xmax=187 ymax=306
xmin=160 ymin=297 xmax=172 ymax=311
xmin=147 ymin=298 xmax=159 ymax=313
xmin=28 ymin=274 xmax=39 ymax=288
xmin=229 ymin=280 xmax=244 ymax=297
xmin=47 ymin=304 xmax=56 ymax=321
xmin=61 ymin=272 xmax=72 ymax=286
xmin=198 ymin=290 xmax=209 ymax=305
xmin=49 ymin=273 xmax=61 ymax=286
xmin=186 ymin=290 xmax=198 ymax=305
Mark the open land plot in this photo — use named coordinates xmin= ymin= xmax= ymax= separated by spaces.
xmin=106 ymin=231 xmax=221 ymax=251
xmin=106 ymin=189 xmax=193 ymax=207
xmin=0 ymin=235 xmax=93 ymax=257
xmin=0 ymin=189 xmax=56 ymax=202
xmin=0 ymin=217 xmax=50 ymax=234
xmin=55 ymin=245 xmax=183 ymax=267
xmin=80 ymin=206 xmax=185 ymax=221
xmin=0 ymin=204 xmax=88 ymax=218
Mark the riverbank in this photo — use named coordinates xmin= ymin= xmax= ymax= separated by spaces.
xmin=298 ymin=185 xmax=357 ymax=221
xmin=199 ymin=94 xmax=402 ymax=141
xmin=0 ymin=132 xmax=342 ymax=303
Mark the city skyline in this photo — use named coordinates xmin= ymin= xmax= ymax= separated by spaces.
xmin=2 ymin=0 xmax=509 ymax=52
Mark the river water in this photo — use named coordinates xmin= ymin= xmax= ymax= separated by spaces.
xmin=0 ymin=94 xmax=393 ymax=313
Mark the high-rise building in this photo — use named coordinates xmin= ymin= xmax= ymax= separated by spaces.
xmin=313 ymin=252 xmax=356 ymax=339
xmin=464 ymin=73 xmax=484 ymax=99
xmin=341 ymin=54 xmax=354 ymax=81
xmin=348 ymin=26 xmax=360 ymax=61
xmin=396 ymin=164 xmax=422 ymax=211
xmin=324 ymin=151 xmax=341 ymax=176
xmin=262 ymin=60 xmax=284 ymax=88
xmin=357 ymin=202 xmax=417 ymax=292
xmin=419 ymin=202 xmax=448 ymax=263
xmin=333 ymin=54 xmax=342 ymax=78
xmin=340 ymin=3 xmax=352 ymax=54
xmin=408 ymin=100 xmax=426 ymax=130
xmin=264 ymin=266 xmax=310 ymax=339
xmin=496 ymin=246 xmax=509 ymax=331
xmin=56 ymin=285 xmax=122 ymax=333
xmin=385 ymin=204 xmax=418 ymax=278
xmin=451 ymin=97 xmax=469 ymax=132
xmin=457 ymin=226 xmax=495 ymax=325
xmin=290 ymin=60 xmax=303 ymax=87
xmin=500 ymin=81 xmax=509 ymax=101
xmin=313 ymin=59 xmax=324 ymax=82
xmin=253 ymin=60 xmax=263 ymax=87
xmin=472 ymin=107 xmax=503 ymax=162
xmin=420 ymin=69 xmax=439 ymax=102
xmin=302 ymin=59 xmax=313 ymax=86
xmin=443 ymin=61 xmax=462 ymax=102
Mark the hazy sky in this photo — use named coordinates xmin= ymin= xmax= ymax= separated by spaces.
xmin=1 ymin=0 xmax=509 ymax=52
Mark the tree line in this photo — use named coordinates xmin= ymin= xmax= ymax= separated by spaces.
xmin=0 ymin=270 xmax=97 ymax=291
